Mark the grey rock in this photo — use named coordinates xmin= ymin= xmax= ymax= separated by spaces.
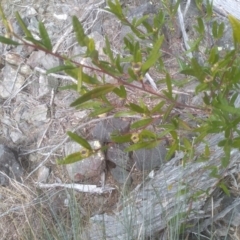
xmin=27 ymin=51 xmax=60 ymax=69
xmin=0 ymin=64 xmax=25 ymax=99
xmin=65 ymin=141 xmax=105 ymax=182
xmin=106 ymin=143 xmax=131 ymax=168
xmin=92 ymin=118 xmax=130 ymax=143
xmin=0 ymin=144 xmax=23 ymax=186
xmin=37 ymin=166 xmax=50 ymax=183
xmin=106 ymin=143 xmax=133 ymax=184
xmin=110 ymin=166 xmax=132 ymax=185
xmin=9 ymin=131 xmax=26 ymax=144
xmin=133 ymin=144 xmax=167 ymax=171
xmin=21 ymin=103 xmax=49 ymax=125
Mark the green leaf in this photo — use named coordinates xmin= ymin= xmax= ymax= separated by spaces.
xmin=219 ymin=182 xmax=230 ymax=197
xmin=135 ymin=15 xmax=149 ymax=27
xmin=75 ymin=101 xmax=103 ymax=109
xmin=218 ymin=22 xmax=224 ymax=39
xmin=72 ymin=16 xmax=88 ymax=46
xmin=215 ymin=103 xmax=240 ymax=116
xmin=131 ymin=118 xmax=153 ymax=129
xmin=142 ymin=35 xmax=164 ymax=73
xmin=204 ymin=144 xmax=210 ymax=157
xmin=64 ymin=67 xmax=100 ymax=84
xmin=0 ymin=36 xmax=20 ymax=46
xmin=124 ymin=37 xmax=134 ymax=53
xmin=180 ymin=68 xmax=196 ymax=76
xmin=15 ymin=12 xmax=33 ymax=38
xmin=89 ymin=106 xmax=114 ymax=117
xmin=57 ymin=152 xmax=86 ymax=164
xmin=208 ymin=46 xmax=219 ymax=64
xmin=231 ymin=137 xmax=240 ymax=148
xmin=103 ymin=36 xmax=114 ymax=64
xmin=151 ymin=101 xmax=165 ymax=114
xmin=87 ymin=38 xmax=95 ymax=53
xmin=106 ymin=0 xmax=124 ymax=19
xmin=128 ymin=103 xmax=145 ymax=113
xmin=111 ymin=133 xmax=132 ymax=143
xmin=142 ymin=20 xmax=153 ymax=34
xmin=38 ymin=22 xmax=52 ymax=50
xmin=139 ymin=129 xmax=157 ymax=139
xmin=0 ymin=5 xmax=12 ymax=36
xmin=95 ymin=60 xmax=120 ymax=76
xmin=195 ymin=17 xmax=205 ymax=35
xmin=162 ymin=104 xmax=174 ymax=123
xmin=113 ymin=85 xmax=127 ymax=98
xmin=25 ymin=36 xmax=46 ymax=48
xmin=115 ymin=54 xmax=123 ymax=73
xmin=70 ymin=84 xmax=116 ymax=107
xmin=134 ymin=49 xmax=142 ymax=63
xmin=46 ymin=65 xmax=76 ymax=74
xmin=77 ymin=66 xmax=83 ymax=92
xmin=165 ymin=72 xmax=172 ymax=98
xmin=195 ymin=83 xmax=208 ymax=93
xmin=114 ymin=111 xmax=137 ymax=117
xmin=191 ymin=58 xmax=205 ymax=81
xmin=125 ymin=140 xmax=159 ymax=152
xmin=67 ymin=131 xmax=92 ymax=150
xmin=228 ymin=15 xmax=240 ymax=45
xmin=166 ymin=143 xmax=177 ymax=160
xmin=59 ymin=84 xmax=77 ymax=91
xmin=212 ymin=21 xmax=218 ymax=38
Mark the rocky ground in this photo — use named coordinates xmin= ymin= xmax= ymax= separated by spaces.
xmin=0 ymin=0 xmax=240 ymax=239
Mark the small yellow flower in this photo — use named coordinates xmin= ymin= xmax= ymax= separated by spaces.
xmin=204 ymin=76 xmax=213 ymax=83
xmin=132 ymin=62 xmax=142 ymax=74
xmin=131 ymin=133 xmax=140 ymax=143
xmin=80 ymin=148 xmax=90 ymax=158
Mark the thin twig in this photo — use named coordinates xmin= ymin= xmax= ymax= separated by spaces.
xmin=145 ymin=73 xmax=158 ymax=91
xmin=175 ymin=0 xmax=192 ymax=58
xmin=37 ymin=182 xmax=115 ymax=194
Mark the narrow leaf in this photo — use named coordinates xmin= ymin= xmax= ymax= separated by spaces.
xmin=25 ymin=36 xmax=46 ymax=48
xmin=139 ymin=129 xmax=157 ymax=139
xmin=89 ymin=106 xmax=114 ymax=117
xmin=125 ymin=141 xmax=159 ymax=152
xmin=72 ymin=16 xmax=88 ymax=46
xmin=46 ymin=65 xmax=76 ymax=74
xmin=111 ymin=133 xmax=132 ymax=143
xmin=113 ymin=85 xmax=127 ymax=98
xmin=104 ymin=36 xmax=114 ymax=63
xmin=128 ymin=103 xmax=145 ymax=113
xmin=114 ymin=111 xmax=137 ymax=117
xmin=0 ymin=36 xmax=20 ymax=45
xmin=38 ymin=22 xmax=52 ymax=50
xmin=228 ymin=15 xmax=240 ymax=45
xmin=67 ymin=131 xmax=92 ymax=150
xmin=15 ymin=12 xmax=33 ymax=38
xmin=70 ymin=84 xmax=116 ymax=107
xmin=135 ymin=15 xmax=149 ymax=27
xmin=142 ymin=35 xmax=164 ymax=72
xmin=162 ymin=104 xmax=174 ymax=123
xmin=165 ymin=72 xmax=172 ymax=98
xmin=77 ymin=66 xmax=83 ymax=92
xmin=219 ymin=182 xmax=230 ymax=197
xmin=58 ymin=152 xmax=88 ymax=165
xmin=131 ymin=118 xmax=153 ymax=129
xmin=151 ymin=101 xmax=165 ymax=113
